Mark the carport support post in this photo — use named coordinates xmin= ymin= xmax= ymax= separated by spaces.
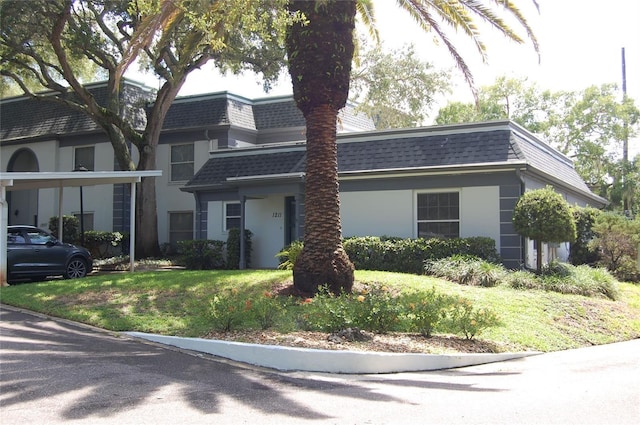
xmin=129 ymin=181 xmax=136 ymax=272
xmin=1 ymin=183 xmax=9 ymax=286
xmin=58 ymin=186 xmax=64 ymax=241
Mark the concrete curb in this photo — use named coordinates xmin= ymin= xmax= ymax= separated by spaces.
xmin=125 ymin=332 xmax=541 ymax=374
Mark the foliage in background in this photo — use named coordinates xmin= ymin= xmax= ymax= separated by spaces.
xmin=350 ymin=41 xmax=450 ymax=128
xmin=435 ymin=77 xmax=640 ymax=214
xmin=177 ymin=240 xmax=225 ymax=270
xmin=590 ymin=212 xmax=640 ymax=282
xmin=226 ymin=228 xmax=252 ymax=270
xmin=513 ymin=186 xmax=577 ymax=272
xmin=48 ymin=215 xmax=80 ymax=243
xmin=81 ymin=231 xmax=126 ymax=258
xmin=570 ymin=206 xmax=602 ymax=266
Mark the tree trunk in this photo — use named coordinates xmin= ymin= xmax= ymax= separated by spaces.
xmin=135 ymin=148 xmax=161 ymax=258
xmin=293 ymin=104 xmax=354 ymax=294
xmin=286 ymin=0 xmax=357 ymax=294
xmin=536 ymin=239 xmax=543 ymax=273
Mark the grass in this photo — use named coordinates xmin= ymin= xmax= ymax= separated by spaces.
xmin=1 ymin=269 xmax=639 ymax=353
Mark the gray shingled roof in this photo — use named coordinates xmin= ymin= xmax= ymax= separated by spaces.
xmin=0 ymin=82 xmax=152 ymax=141
xmin=183 ymin=123 xmax=597 ymax=202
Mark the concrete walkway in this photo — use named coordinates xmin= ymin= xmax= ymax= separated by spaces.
xmin=125 ymin=331 xmax=540 ymax=374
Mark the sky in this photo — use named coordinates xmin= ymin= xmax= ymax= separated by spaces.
xmin=130 ymin=0 xmax=640 ymax=155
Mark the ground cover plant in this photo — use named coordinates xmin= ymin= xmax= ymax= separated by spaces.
xmin=2 ymin=267 xmax=639 ymax=354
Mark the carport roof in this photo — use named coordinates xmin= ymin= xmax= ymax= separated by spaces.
xmin=1 ymin=170 xmax=162 ymax=286
xmin=0 ymin=170 xmax=162 ymax=191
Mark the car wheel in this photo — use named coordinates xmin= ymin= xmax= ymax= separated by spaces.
xmin=65 ymin=257 xmax=88 ymax=279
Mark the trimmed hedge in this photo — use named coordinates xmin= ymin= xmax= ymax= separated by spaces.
xmin=342 ymin=236 xmax=500 ymax=275
xmin=177 ymin=240 xmax=225 ymax=270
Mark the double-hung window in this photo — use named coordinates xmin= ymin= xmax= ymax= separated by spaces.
xmin=224 ymin=202 xmax=241 ymax=231
xmin=170 ymin=143 xmax=194 ymax=182
xmin=417 ymin=192 xmax=460 ymax=238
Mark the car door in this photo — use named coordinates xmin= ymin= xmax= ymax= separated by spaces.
xmin=7 ymin=228 xmax=35 ymax=277
xmin=24 ymin=228 xmax=68 ymax=275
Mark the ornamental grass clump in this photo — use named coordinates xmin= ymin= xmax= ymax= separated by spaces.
xmin=425 ymin=255 xmax=507 ymax=287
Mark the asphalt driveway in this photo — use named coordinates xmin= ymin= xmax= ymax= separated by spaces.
xmin=1 ymin=304 xmax=638 ymax=424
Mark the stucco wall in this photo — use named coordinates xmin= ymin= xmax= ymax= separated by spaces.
xmin=207 ymin=196 xmax=287 ymax=269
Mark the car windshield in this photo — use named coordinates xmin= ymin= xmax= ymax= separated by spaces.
xmin=26 ymin=229 xmax=57 ymax=245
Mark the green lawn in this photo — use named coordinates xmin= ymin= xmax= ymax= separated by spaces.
xmin=1 ymin=269 xmax=639 ymax=353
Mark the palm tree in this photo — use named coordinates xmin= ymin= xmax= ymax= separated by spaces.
xmin=285 ymin=0 xmax=539 ymax=294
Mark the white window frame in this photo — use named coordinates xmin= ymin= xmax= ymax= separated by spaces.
xmin=170 ymin=143 xmax=195 ymax=182
xmin=415 ymin=190 xmax=460 ymax=239
xmin=223 ymin=201 xmax=241 ymax=232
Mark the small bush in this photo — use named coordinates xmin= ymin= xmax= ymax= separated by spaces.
xmin=401 ymin=288 xmax=452 ymax=337
xmin=208 ymin=289 xmax=250 ymax=332
xmin=226 ymin=228 xmax=252 ymax=269
xmin=351 ymin=284 xmax=403 ymax=333
xmin=82 ymin=231 xmax=126 ymax=259
xmin=177 ymin=239 xmax=225 ymax=270
xmin=276 ymin=240 xmax=304 ymax=270
xmin=444 ymin=298 xmax=501 ymax=340
xmin=48 ymin=215 xmax=79 ymax=242
xmin=248 ymin=291 xmax=285 ymax=330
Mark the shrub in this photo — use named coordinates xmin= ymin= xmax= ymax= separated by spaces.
xmin=248 ymin=291 xmax=285 ymax=330
xmin=590 ymin=212 xmax=640 ymax=282
xmin=425 ymin=255 xmax=507 ymax=287
xmin=48 ymin=215 xmax=79 ymax=243
xmin=343 ymin=236 xmax=500 ymax=275
xmin=276 ymin=240 xmax=304 ymax=270
xmin=570 ymin=206 xmax=602 ymax=265
xmin=401 ymin=288 xmax=452 ymax=337
xmin=444 ymin=298 xmax=501 ymax=340
xmin=177 ymin=239 xmax=225 ymax=270
xmin=82 ymin=231 xmax=126 ymax=259
xmin=296 ymin=286 xmax=354 ymax=332
xmin=226 ymin=228 xmax=252 ymax=269
xmin=351 ymin=284 xmax=403 ymax=333
xmin=503 ymin=270 xmax=542 ymax=290
xmin=208 ymin=289 xmax=250 ymax=332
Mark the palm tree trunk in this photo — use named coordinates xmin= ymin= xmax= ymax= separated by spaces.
xmin=293 ymin=104 xmax=354 ymax=294
xmin=286 ymin=0 xmax=357 ymax=294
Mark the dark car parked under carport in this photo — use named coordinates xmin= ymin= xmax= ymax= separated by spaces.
xmin=6 ymin=225 xmax=93 ymax=282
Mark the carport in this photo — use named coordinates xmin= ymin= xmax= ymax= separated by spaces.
xmin=0 ymin=170 xmax=162 ymax=286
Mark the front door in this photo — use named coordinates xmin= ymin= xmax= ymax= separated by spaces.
xmin=284 ymin=196 xmax=296 ymax=246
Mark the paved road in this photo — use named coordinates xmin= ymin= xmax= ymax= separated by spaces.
xmin=1 ymin=305 xmax=639 ymax=425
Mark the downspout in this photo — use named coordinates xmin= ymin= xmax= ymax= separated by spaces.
xmin=239 ymin=195 xmax=246 ymax=269
xmin=515 ymin=167 xmax=527 ymax=269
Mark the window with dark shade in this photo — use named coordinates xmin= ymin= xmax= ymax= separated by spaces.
xmin=417 ymin=192 xmax=460 ymax=238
